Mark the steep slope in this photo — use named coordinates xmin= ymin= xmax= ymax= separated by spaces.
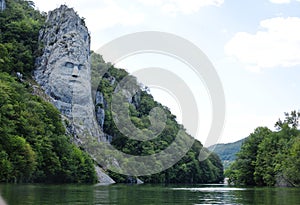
xmin=90 ymin=53 xmax=224 ymax=183
xmin=0 ymin=0 xmax=224 ymax=184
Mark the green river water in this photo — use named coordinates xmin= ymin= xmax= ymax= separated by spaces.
xmin=0 ymin=184 xmax=299 ymax=204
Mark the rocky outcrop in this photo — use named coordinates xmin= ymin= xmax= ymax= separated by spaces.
xmin=0 ymin=0 xmax=6 ymax=11
xmin=34 ymin=5 xmax=113 ymax=183
xmin=35 ymin=5 xmax=103 ymax=140
xmin=276 ymin=173 xmax=294 ymax=187
xmin=95 ymin=91 xmax=105 ymax=129
xmin=35 ymin=5 xmax=145 ymax=185
xmin=94 ymin=166 xmax=115 ymax=185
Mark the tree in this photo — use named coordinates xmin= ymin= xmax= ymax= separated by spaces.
xmin=275 ymin=110 xmax=300 ymax=130
xmin=227 ymin=111 xmax=300 ymax=187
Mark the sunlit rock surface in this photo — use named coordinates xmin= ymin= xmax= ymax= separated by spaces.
xmin=35 ymin=5 xmax=102 ymax=139
xmin=34 ymin=5 xmax=113 ymax=183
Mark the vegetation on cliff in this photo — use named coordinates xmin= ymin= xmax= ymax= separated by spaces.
xmin=0 ymin=0 xmax=224 ymax=184
xmin=0 ymin=0 xmax=45 ymax=75
xmin=225 ymin=111 xmax=300 ymax=186
xmin=0 ymin=0 xmax=97 ymax=183
xmin=0 ymin=72 xmax=97 ymax=183
xmin=91 ymin=53 xmax=224 ymax=183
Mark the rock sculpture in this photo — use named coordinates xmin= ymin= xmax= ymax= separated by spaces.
xmin=35 ymin=5 xmax=114 ymax=184
xmin=35 ymin=5 xmax=103 ymax=140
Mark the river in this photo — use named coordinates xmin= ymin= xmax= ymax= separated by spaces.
xmin=0 ymin=184 xmax=299 ymax=204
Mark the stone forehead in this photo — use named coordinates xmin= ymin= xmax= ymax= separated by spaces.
xmin=35 ymin=5 xmax=92 ymax=79
xmin=40 ymin=5 xmax=90 ymax=49
xmin=53 ymin=33 xmax=89 ymax=59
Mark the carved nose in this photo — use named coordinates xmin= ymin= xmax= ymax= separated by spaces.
xmin=72 ymin=66 xmax=79 ymax=77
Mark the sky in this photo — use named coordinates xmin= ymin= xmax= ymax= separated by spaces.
xmin=32 ymin=0 xmax=300 ymax=145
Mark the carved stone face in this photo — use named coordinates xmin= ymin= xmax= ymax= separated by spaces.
xmin=47 ymin=53 xmax=91 ymax=115
xmin=35 ymin=6 xmax=103 ymax=139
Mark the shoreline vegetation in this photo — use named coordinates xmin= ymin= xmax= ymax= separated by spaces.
xmin=225 ymin=111 xmax=300 ymax=187
xmin=2 ymin=0 xmax=299 ymax=187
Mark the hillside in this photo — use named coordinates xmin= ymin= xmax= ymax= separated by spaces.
xmin=208 ymin=138 xmax=246 ymax=169
xmin=90 ymin=52 xmax=224 ymax=183
xmin=0 ymin=0 xmax=224 ymax=184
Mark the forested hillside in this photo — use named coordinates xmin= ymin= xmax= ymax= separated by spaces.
xmin=225 ymin=111 xmax=300 ymax=187
xmin=208 ymin=138 xmax=245 ymax=169
xmin=0 ymin=0 xmax=224 ymax=184
xmin=91 ymin=53 xmax=224 ymax=183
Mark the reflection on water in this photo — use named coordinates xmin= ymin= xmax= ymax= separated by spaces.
xmin=0 ymin=184 xmax=299 ymax=205
xmin=172 ymin=187 xmax=246 ymax=191
xmin=0 ymin=195 xmax=7 ymax=205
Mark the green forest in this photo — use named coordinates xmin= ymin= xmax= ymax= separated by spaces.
xmin=0 ymin=0 xmax=97 ymax=183
xmin=225 ymin=111 xmax=300 ymax=187
xmin=208 ymin=138 xmax=245 ymax=169
xmin=90 ymin=50 xmax=224 ymax=184
xmin=0 ymin=0 xmax=224 ymax=184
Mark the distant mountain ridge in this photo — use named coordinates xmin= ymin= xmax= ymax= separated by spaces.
xmin=208 ymin=138 xmax=246 ymax=169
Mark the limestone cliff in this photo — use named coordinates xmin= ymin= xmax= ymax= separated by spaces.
xmin=34 ymin=5 xmax=114 ymax=184
xmin=35 ymin=5 xmax=102 ymax=140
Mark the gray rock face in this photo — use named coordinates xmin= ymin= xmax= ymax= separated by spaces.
xmin=105 ymin=134 xmax=113 ymax=143
xmin=95 ymin=91 xmax=105 ymax=129
xmin=35 ymin=5 xmax=114 ymax=183
xmin=95 ymin=91 xmax=104 ymax=106
xmin=276 ymin=173 xmax=293 ymax=187
xmin=94 ymin=166 xmax=115 ymax=185
xmin=35 ymin=5 xmax=102 ymax=140
xmin=96 ymin=107 xmax=105 ymax=129
xmin=0 ymin=0 xmax=6 ymax=11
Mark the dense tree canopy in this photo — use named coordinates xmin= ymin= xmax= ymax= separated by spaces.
xmin=0 ymin=72 xmax=97 ymax=183
xmin=0 ymin=0 xmax=46 ymax=75
xmin=226 ymin=111 xmax=300 ymax=186
xmin=91 ymin=53 xmax=224 ymax=184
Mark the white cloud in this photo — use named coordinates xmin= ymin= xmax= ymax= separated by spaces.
xmin=139 ymin=0 xmax=224 ymax=16
xmin=225 ymin=17 xmax=300 ymax=71
xmin=34 ymin=0 xmax=144 ymax=31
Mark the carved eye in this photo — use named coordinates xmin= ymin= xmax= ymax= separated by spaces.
xmin=78 ymin=64 xmax=84 ymax=70
xmin=65 ymin=62 xmax=74 ymax=68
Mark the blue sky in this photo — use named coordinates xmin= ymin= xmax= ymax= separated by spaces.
xmin=33 ymin=0 xmax=300 ymax=144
